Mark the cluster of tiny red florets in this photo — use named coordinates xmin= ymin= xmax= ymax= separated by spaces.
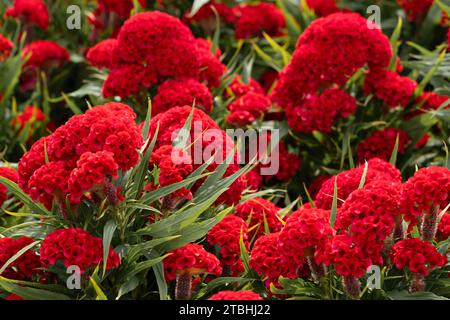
xmin=357 ymin=128 xmax=410 ymax=162
xmin=227 ymin=92 xmax=271 ymax=126
xmin=396 ymin=0 xmax=434 ymax=21
xmin=5 ymin=0 xmax=49 ymax=30
xmin=0 ymin=236 xmax=40 ymax=281
xmin=22 ymin=41 xmax=70 ymax=70
xmin=209 ymin=290 xmax=262 ymax=300
xmin=235 ymin=3 xmax=286 ymax=39
xmin=0 ymin=167 xmax=19 ymax=207
xmin=306 ymin=0 xmax=340 ymax=17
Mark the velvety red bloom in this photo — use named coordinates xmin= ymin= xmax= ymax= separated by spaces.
xmin=22 ymin=41 xmax=69 ymax=70
xmin=148 ymin=106 xmax=247 ymax=205
xmin=336 ymin=180 xmax=402 ymax=264
xmin=0 ymin=34 xmax=13 ymax=61
xmin=163 ymin=243 xmax=222 ymax=281
xmin=278 ymin=207 xmax=333 ymax=266
xmin=391 ymin=238 xmax=447 ymax=276
xmin=235 ymin=3 xmax=286 ymax=39
xmin=86 ymin=39 xmax=118 ymax=70
xmin=0 ymin=167 xmax=19 ymax=207
xmin=250 ymin=232 xmax=301 ymax=288
xmin=149 ymin=145 xmax=193 ymax=204
xmin=285 ymin=88 xmax=357 ymax=133
xmin=185 ymin=1 xmax=236 ymax=25
xmin=153 ymin=78 xmax=213 ymax=116
xmin=437 ymin=213 xmax=450 ymax=241
xmin=245 ymin=169 xmax=263 ymax=191
xmin=68 ymin=151 xmax=119 ymax=204
xmin=357 ymin=128 xmax=410 ymax=162
xmin=5 ymin=0 xmax=49 ymax=30
xmin=396 ymin=0 xmax=434 ymax=21
xmin=207 ymin=215 xmax=248 ymax=268
xmin=18 ymin=137 xmax=47 ymax=193
xmin=227 ymin=92 xmax=271 ymax=126
xmin=227 ymin=76 xmax=264 ymax=98
xmin=274 ymin=141 xmax=302 ymax=182
xmin=315 ymin=158 xmax=402 ymax=210
xmin=40 ymin=228 xmax=120 ymax=272
xmin=0 ymin=236 xmax=41 ymax=280
xmin=209 ymin=290 xmax=262 ymax=300
xmin=196 ymin=38 xmax=226 ymax=89
xmin=98 ymin=0 xmax=146 ymax=18
xmin=235 ymin=198 xmax=283 ymax=238
xmin=272 ymin=13 xmax=392 ymax=107
xmin=414 ymin=92 xmax=450 ymax=115
xmin=364 ymin=69 xmax=418 ymax=108
xmin=306 ymin=0 xmax=340 ymax=16
xmin=316 ymin=232 xmax=371 ymax=278
xmin=400 ymin=166 xmax=450 ymax=226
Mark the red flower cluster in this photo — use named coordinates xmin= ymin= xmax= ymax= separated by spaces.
xmin=364 ymin=69 xmax=418 ymax=108
xmin=207 ymin=215 xmax=248 ymax=268
xmin=164 ymin=243 xmax=222 ymax=281
xmin=98 ymin=0 xmax=146 ymax=18
xmin=400 ymin=166 xmax=450 ymax=226
xmin=153 ymin=78 xmax=213 ymax=116
xmin=278 ymin=207 xmax=333 ymax=266
xmin=316 ymin=233 xmax=371 ymax=278
xmin=396 ymin=0 xmax=434 ymax=21
xmin=250 ymin=233 xmax=301 ymax=288
xmin=315 ymin=158 xmax=402 ymax=210
xmin=391 ymin=238 xmax=447 ymax=276
xmin=22 ymin=41 xmax=70 ymax=70
xmin=19 ymin=103 xmax=143 ymax=208
xmin=5 ymin=0 xmax=49 ymax=30
xmin=306 ymin=0 xmax=340 ymax=17
xmin=272 ymin=13 xmax=392 ymax=107
xmin=357 ymin=128 xmax=410 ymax=162
xmin=227 ymin=92 xmax=271 ymax=126
xmin=40 ymin=228 xmax=121 ymax=272
xmin=195 ymin=38 xmax=226 ymax=89
xmin=336 ymin=180 xmax=402 ymax=264
xmin=235 ymin=198 xmax=283 ymax=238
xmin=184 ymin=1 xmax=236 ymax=25
xmin=209 ymin=290 xmax=262 ymax=300
xmin=437 ymin=213 xmax=450 ymax=241
xmin=0 ymin=236 xmax=40 ymax=280
xmin=285 ymin=88 xmax=357 ymax=133
xmin=11 ymin=106 xmax=46 ymax=136
xmin=86 ymin=39 xmax=118 ymax=70
xmin=149 ymin=145 xmax=193 ymax=204
xmin=0 ymin=34 xmax=13 ymax=61
xmin=0 ymin=167 xmax=19 ymax=207
xmin=235 ymin=3 xmax=286 ymax=39
xmin=227 ymin=76 xmax=264 ymax=98
xmin=148 ymin=106 xmax=247 ymax=205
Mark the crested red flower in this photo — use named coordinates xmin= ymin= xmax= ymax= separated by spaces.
xmin=235 ymin=3 xmax=286 ymax=39
xmin=207 ymin=215 xmax=248 ymax=269
xmin=357 ymin=128 xmax=410 ymax=162
xmin=98 ymin=0 xmax=146 ymax=18
xmin=40 ymin=228 xmax=121 ymax=272
xmin=11 ymin=105 xmax=46 ymax=136
xmin=163 ymin=243 xmax=222 ymax=281
xmin=391 ymin=238 xmax=447 ymax=276
xmin=400 ymin=166 xmax=450 ymax=226
xmin=227 ymin=76 xmax=264 ymax=98
xmin=364 ymin=69 xmax=418 ymax=108
xmin=0 ymin=236 xmax=41 ymax=281
xmin=315 ymin=158 xmax=402 ymax=210
xmin=184 ymin=1 xmax=236 ymax=25
xmin=245 ymin=169 xmax=263 ymax=191
xmin=278 ymin=207 xmax=333 ymax=266
xmin=272 ymin=13 xmax=392 ymax=107
xmin=410 ymin=92 xmax=450 ymax=119
xmin=437 ymin=213 xmax=450 ymax=241
xmin=227 ymin=92 xmax=271 ymax=126
xmin=0 ymin=167 xmax=18 ymax=208
xmin=235 ymin=198 xmax=283 ymax=238
xmin=153 ymin=78 xmax=213 ymax=116
xmin=86 ymin=39 xmax=118 ymax=70
xmin=209 ymin=290 xmax=262 ymax=300
xmin=195 ymin=38 xmax=226 ymax=89
xmin=0 ymin=34 xmax=13 ymax=61
xmin=5 ymin=0 xmax=49 ymax=30
xmin=306 ymin=0 xmax=340 ymax=17
xmin=22 ymin=41 xmax=69 ymax=70
xmin=396 ymin=0 xmax=434 ymax=21
xmin=285 ymin=88 xmax=357 ymax=133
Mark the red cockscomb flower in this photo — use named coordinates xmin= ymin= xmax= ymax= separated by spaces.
xmin=227 ymin=76 xmax=264 ymax=98
xmin=364 ymin=69 xmax=418 ymax=108
xmin=153 ymin=78 xmax=213 ymax=116
xmin=396 ymin=0 xmax=434 ymax=21
xmin=86 ymin=39 xmax=118 ymax=70
xmin=98 ymin=0 xmax=146 ymax=18
xmin=315 ymin=158 xmax=402 ymax=210
xmin=11 ymin=106 xmax=46 ymax=139
xmin=0 ymin=167 xmax=19 ymax=208
xmin=227 ymin=92 xmax=271 ymax=126
xmin=5 ymin=0 xmax=49 ymax=30
xmin=185 ymin=1 xmax=236 ymax=25
xmin=357 ymin=128 xmax=410 ymax=162
xmin=22 ymin=41 xmax=69 ymax=70
xmin=235 ymin=3 xmax=286 ymax=39
xmin=40 ymin=228 xmax=121 ymax=272
xmin=0 ymin=34 xmax=13 ymax=61
xmin=196 ymin=38 xmax=226 ymax=89
xmin=235 ymin=198 xmax=283 ymax=238
xmin=437 ymin=213 xmax=450 ymax=241
xmin=207 ymin=215 xmax=248 ymax=271
xmin=163 ymin=243 xmax=222 ymax=281
xmin=209 ymin=290 xmax=263 ymax=300
xmin=391 ymin=238 xmax=447 ymax=276
xmin=306 ymin=0 xmax=340 ymax=17
xmin=0 ymin=236 xmax=41 ymax=280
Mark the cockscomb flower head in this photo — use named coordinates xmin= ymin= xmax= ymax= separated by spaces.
xmin=357 ymin=128 xmax=410 ymax=162
xmin=22 ymin=41 xmax=69 ymax=70
xmin=306 ymin=0 xmax=340 ymax=17
xmin=0 ymin=34 xmax=14 ymax=61
xmin=195 ymin=38 xmax=226 ymax=89
xmin=5 ymin=0 xmax=49 ymax=30
xmin=235 ymin=3 xmax=286 ymax=39
xmin=0 ymin=167 xmax=19 ymax=208
xmin=227 ymin=92 xmax=271 ymax=126
xmin=0 ymin=236 xmax=41 ymax=281
xmin=86 ymin=39 xmax=118 ymax=70
xmin=396 ymin=0 xmax=434 ymax=21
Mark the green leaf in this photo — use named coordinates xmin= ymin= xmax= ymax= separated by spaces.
xmin=150 ymin=250 xmax=168 ymax=300
xmin=330 ymin=177 xmax=338 ymax=228
xmin=413 ymin=49 xmax=447 ymax=99
xmin=0 ymin=276 xmax=71 ymax=300
xmin=389 ymin=17 xmax=403 ymax=70
xmin=89 ymin=276 xmax=108 ymax=300
xmin=116 ymin=276 xmax=139 ymax=300
xmin=358 ymin=161 xmax=368 ymax=190
xmin=102 ymin=219 xmax=117 ymax=277
xmin=124 ymin=254 xmax=169 ymax=279
xmin=387 ymin=290 xmax=449 ymax=300
xmin=389 ymin=133 xmax=400 ymax=165
xmin=173 ymin=107 xmax=194 ymax=149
